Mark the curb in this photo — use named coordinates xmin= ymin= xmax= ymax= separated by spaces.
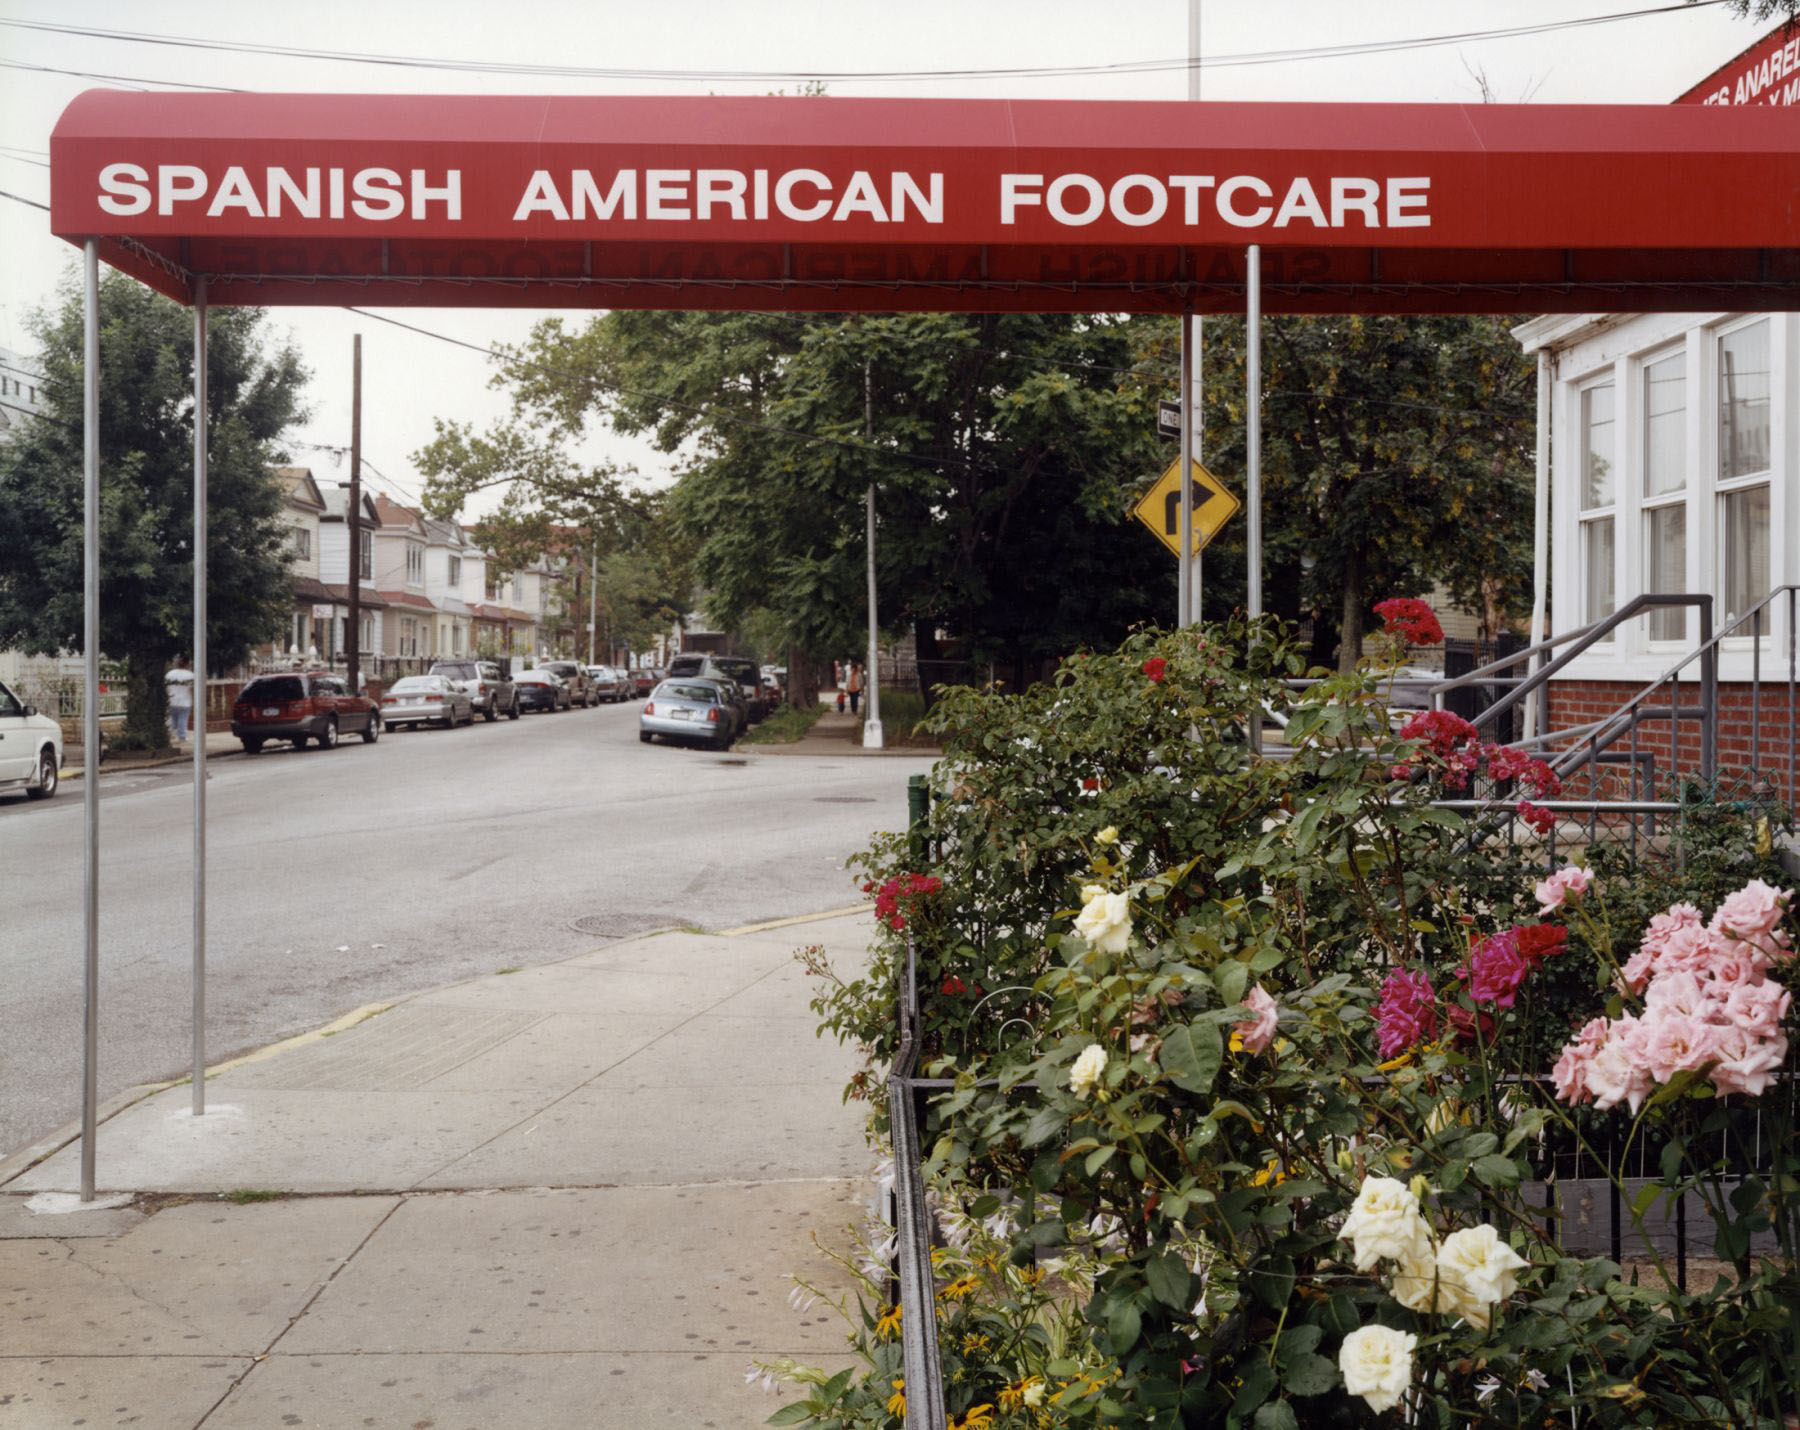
xmin=61 ymin=747 xmax=244 ymax=781
xmin=719 ymin=903 xmax=874 ymax=936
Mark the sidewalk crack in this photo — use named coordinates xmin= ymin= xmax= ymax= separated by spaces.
xmin=189 ymin=1194 xmax=405 ymax=1429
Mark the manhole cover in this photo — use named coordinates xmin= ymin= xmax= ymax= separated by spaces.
xmin=814 ymin=796 xmax=878 ymax=804
xmin=568 ymin=912 xmax=669 ymax=938
xmin=716 ymin=758 xmax=749 ymax=766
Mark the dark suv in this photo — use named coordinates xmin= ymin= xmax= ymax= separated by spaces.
xmin=535 ymin=661 xmax=596 ymax=708
xmin=666 ymin=654 xmax=759 ymax=725
xmin=232 ymin=672 xmax=381 ymax=753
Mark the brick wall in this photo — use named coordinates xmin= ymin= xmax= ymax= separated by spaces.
xmin=1547 ymin=679 xmax=1799 ymax=808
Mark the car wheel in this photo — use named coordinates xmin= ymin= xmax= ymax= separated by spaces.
xmin=437 ymin=711 xmax=452 ymax=728
xmin=639 ymin=731 xmax=653 ymax=744
xmin=362 ymin=714 xmax=381 ymax=744
xmin=243 ymin=737 xmax=264 ymax=754
xmin=507 ymin=699 xmax=520 ymax=720
xmin=25 ymin=748 xmax=57 ymax=800
xmin=485 ymin=702 xmax=498 ymax=723
xmin=317 ymin=718 xmax=339 ymax=750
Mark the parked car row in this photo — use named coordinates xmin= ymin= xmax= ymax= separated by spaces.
xmin=638 ymin=661 xmax=780 ymax=751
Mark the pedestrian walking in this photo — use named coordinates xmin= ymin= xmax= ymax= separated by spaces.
xmin=846 ymin=662 xmax=864 ymax=716
xmin=166 ymin=661 xmax=196 ymax=746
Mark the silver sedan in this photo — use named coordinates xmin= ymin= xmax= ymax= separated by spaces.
xmin=639 ymin=679 xmax=734 ymax=749
xmin=380 ymin=674 xmax=475 ymax=729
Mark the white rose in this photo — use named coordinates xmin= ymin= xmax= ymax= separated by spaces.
xmin=1075 ymin=889 xmax=1133 ymax=954
xmin=1069 ymin=1043 xmax=1108 ymax=1098
xmin=1436 ymin=1225 xmax=1529 ymax=1329
xmin=1338 ymin=1323 xmax=1416 ymax=1415
xmin=1340 ymin=1177 xmax=1429 ymax=1272
xmin=1386 ymin=1226 xmax=1446 ymax=1314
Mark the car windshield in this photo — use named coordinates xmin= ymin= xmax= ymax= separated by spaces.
xmin=516 ymin=672 xmax=549 ymax=683
xmin=542 ymin=663 xmax=577 ymax=675
xmin=657 ymin=683 xmax=717 ymax=703
xmin=667 ymin=657 xmax=703 ymax=676
xmin=243 ymin=676 xmax=306 ymax=702
xmin=390 ymin=677 xmax=441 ymax=692
xmin=432 ymin=662 xmax=477 ymax=680
xmin=716 ymin=660 xmax=757 ymax=684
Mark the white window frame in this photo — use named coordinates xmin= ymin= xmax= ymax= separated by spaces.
xmin=405 ymin=542 xmax=424 ymax=587
xmin=1638 ymin=345 xmax=1689 ymax=646
xmin=1711 ymin=315 xmax=1775 ymax=644
xmin=448 ymin=554 xmax=462 ymax=588
xmin=1577 ymin=376 xmax=1618 ymax=639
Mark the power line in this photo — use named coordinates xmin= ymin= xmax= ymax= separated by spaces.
xmin=0 ymin=186 xmax=48 ymax=211
xmin=0 ymin=57 xmax=240 ymax=91
xmin=0 ymin=3 xmax=1724 ymax=86
xmin=0 ymin=150 xmax=49 ymax=169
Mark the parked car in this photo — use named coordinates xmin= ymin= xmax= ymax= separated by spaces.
xmin=640 ymin=678 xmax=735 ymax=749
xmin=429 ymin=658 xmax=518 ymax=721
xmin=535 ymin=660 xmax=596 ymax=708
xmin=665 ymin=654 xmax=755 ymax=727
xmin=379 ymin=673 xmax=474 ymax=729
xmin=232 ymin=672 xmax=382 ymax=753
xmin=711 ymin=656 xmax=770 ymax=723
xmin=0 ymin=677 xmax=62 ymax=802
xmin=513 ymin=668 xmax=570 ymax=712
xmin=630 ymin=667 xmax=659 ymax=698
xmin=585 ymin=665 xmax=633 ymax=702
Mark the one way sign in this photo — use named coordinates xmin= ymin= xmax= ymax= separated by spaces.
xmin=1132 ymin=459 xmax=1241 ymax=557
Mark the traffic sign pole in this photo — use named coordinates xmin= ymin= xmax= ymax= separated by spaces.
xmin=1187 ymin=314 xmax=1203 ymax=626
xmin=1246 ymin=244 xmax=1263 ymax=753
xmin=1177 ymin=312 xmax=1194 ymax=629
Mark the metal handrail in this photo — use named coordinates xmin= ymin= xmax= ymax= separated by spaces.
xmin=887 ymin=935 xmax=948 ymax=1430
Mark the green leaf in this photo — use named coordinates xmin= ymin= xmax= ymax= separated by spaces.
xmin=1253 ymin=1398 xmax=1300 ymax=1430
xmin=1275 ymin=1325 xmax=1323 ymax=1362
xmin=1473 ymin=1153 xmax=1521 ymax=1187
xmin=1020 ymin=1106 xmax=1065 ymax=1148
xmin=765 ymin=1404 xmax=815 ymax=1426
xmin=1146 ymin=1251 xmax=1192 ymax=1309
xmin=1159 ymin=1021 xmax=1223 ymax=1095
xmin=1231 ymin=1361 xmax=1278 ymax=1417
xmin=1084 ymin=1145 xmax=1117 ymax=1176
xmin=1281 ymin=1353 xmax=1338 ymax=1397
xmin=1105 ymin=1296 xmax=1142 ymax=1352
xmin=1215 ymin=960 xmax=1249 ymax=1009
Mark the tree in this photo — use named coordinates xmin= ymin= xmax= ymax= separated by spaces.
xmin=459 ymin=310 xmax=1177 ymax=696
xmin=0 ymin=273 xmax=306 ymax=749
xmin=1160 ymin=313 xmax=1535 ymax=670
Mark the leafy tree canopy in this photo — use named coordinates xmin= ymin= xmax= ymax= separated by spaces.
xmin=0 ymin=273 xmax=306 ymax=748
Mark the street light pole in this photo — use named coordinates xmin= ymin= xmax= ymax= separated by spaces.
xmin=347 ymin=335 xmax=362 ymax=691
xmin=862 ymin=358 xmax=883 ymax=749
xmin=589 ymin=544 xmax=598 ymax=667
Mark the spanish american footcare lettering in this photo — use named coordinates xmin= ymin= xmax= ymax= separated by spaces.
xmin=92 ymin=163 xmax=1432 ymax=231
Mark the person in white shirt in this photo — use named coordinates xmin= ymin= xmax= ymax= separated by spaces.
xmin=166 ymin=662 xmax=195 ymax=745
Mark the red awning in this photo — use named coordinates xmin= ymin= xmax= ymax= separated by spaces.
xmin=49 ymin=90 xmax=1800 ymax=315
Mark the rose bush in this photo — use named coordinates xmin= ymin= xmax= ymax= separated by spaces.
xmin=785 ymin=620 xmax=1797 ymax=1427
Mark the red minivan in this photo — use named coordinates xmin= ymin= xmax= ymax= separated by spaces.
xmin=231 ymin=672 xmax=381 ymax=754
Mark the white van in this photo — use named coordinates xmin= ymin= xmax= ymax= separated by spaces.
xmin=0 ymin=678 xmax=63 ymax=802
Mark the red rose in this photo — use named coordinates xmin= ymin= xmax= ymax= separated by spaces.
xmin=1516 ymin=924 xmax=1568 ymax=962
xmin=1374 ymin=597 xmax=1444 ymax=647
xmin=1081 ymin=777 xmax=1099 ymax=790
xmin=940 ymin=975 xmax=967 ymax=996
xmin=1142 ymin=657 xmax=1167 ymax=683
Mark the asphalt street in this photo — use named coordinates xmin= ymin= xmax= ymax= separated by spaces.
xmin=0 ymin=700 xmax=932 ymax=1156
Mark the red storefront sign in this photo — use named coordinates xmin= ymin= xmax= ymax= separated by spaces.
xmin=50 ymin=90 xmax=1800 ymax=314
xmin=1676 ymin=19 xmax=1800 ymax=106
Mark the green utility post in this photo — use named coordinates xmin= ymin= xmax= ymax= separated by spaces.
xmin=907 ymin=774 xmax=930 ymax=863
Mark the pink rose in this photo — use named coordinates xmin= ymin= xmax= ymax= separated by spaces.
xmin=1461 ymin=930 xmax=1531 ymax=1008
xmin=1706 ymin=942 xmax=1766 ymax=992
xmin=1644 ymin=971 xmax=1709 ymax=1017
xmin=1640 ymin=903 xmax=1703 ymax=955
xmin=1710 ymin=1029 xmax=1788 ymax=1097
xmin=1233 ymin=984 xmax=1280 ymax=1054
xmin=1711 ymin=880 xmax=1792 ymax=942
xmin=1655 ymin=925 xmax=1724 ymax=978
xmin=1723 ymin=979 xmax=1792 ymax=1040
xmin=1551 ymin=1041 xmax=1593 ymax=1104
xmin=1534 ymin=865 xmax=1593 ymax=915
xmin=1636 ymin=1009 xmax=1723 ymax=1083
xmin=1619 ymin=950 xmax=1658 ymax=995
xmin=1585 ymin=1018 xmax=1654 ymax=1113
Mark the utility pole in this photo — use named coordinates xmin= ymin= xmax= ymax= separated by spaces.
xmin=1185 ymin=0 xmax=1205 ymax=628
xmin=588 ymin=544 xmax=598 ymax=666
xmin=346 ymin=334 xmax=362 ymax=692
xmin=862 ymin=357 xmax=883 ymax=748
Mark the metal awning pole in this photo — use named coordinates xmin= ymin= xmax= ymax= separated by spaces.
xmin=191 ymin=279 xmax=208 ymax=1116
xmin=1525 ymin=349 xmax=1551 ymax=743
xmin=1246 ymin=244 xmax=1263 ymax=754
xmin=80 ymin=240 xmax=100 ymax=1200
xmin=1178 ymin=310 xmax=1195 ymax=628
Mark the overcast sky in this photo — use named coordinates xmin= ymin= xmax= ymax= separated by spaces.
xmin=0 ymin=0 xmax=1775 ymax=515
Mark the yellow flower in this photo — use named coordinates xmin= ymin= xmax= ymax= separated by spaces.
xmin=950 ymin=1406 xmax=995 ymax=1429
xmin=1250 ymin=1157 xmax=1287 ymax=1187
xmin=960 ymin=1332 xmax=990 ymax=1356
xmin=874 ymin=1304 xmax=903 ymax=1340
xmin=940 ymin=1274 xmax=981 ymax=1303
xmin=1376 ymin=1051 xmax=1414 ymax=1072
xmin=999 ymin=1377 xmax=1043 ymax=1410
xmin=1228 ymin=1031 xmax=1245 ymax=1053
xmin=1016 ymin=1264 xmax=1046 ymax=1287
xmin=886 ymin=1378 xmax=907 ymax=1417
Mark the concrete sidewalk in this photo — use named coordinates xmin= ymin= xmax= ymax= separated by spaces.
xmin=750 ymin=707 xmax=940 ymax=758
xmin=62 ymin=728 xmax=244 ymax=780
xmin=0 ymin=912 xmax=878 ymax=1428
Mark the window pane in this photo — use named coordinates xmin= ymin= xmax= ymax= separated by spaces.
xmin=1643 ymin=352 xmax=1686 ymax=497
xmin=1581 ymin=384 xmax=1615 ymax=510
xmin=1644 ymin=504 xmax=1687 ymax=640
xmin=1718 ymin=322 xmax=1770 ymax=481
xmin=1718 ymin=484 xmax=1771 ymax=631
xmin=1583 ymin=518 xmax=1615 ymax=626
